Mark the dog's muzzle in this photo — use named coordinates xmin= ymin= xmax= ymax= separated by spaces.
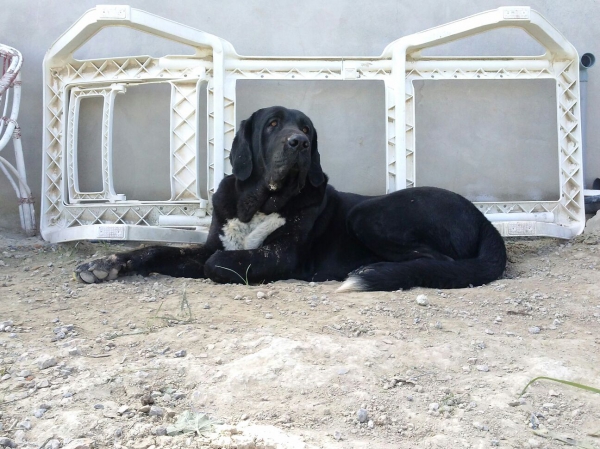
xmin=286 ymin=134 xmax=309 ymax=151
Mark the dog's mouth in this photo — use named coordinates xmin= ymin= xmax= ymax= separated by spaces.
xmin=267 ymin=165 xmax=301 ymax=192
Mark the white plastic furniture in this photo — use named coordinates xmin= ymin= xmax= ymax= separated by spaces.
xmin=1 ymin=44 xmax=36 ymax=236
xmin=41 ymin=5 xmax=584 ymax=243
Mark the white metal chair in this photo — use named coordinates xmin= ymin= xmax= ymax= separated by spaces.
xmin=0 ymin=44 xmax=36 ymax=235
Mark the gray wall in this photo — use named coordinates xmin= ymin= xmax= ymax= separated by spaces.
xmin=1 ymin=0 xmax=599 ymax=233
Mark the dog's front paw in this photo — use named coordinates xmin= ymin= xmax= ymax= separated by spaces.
xmin=74 ymin=254 xmax=128 ymax=284
xmin=204 ymin=251 xmax=250 ymax=284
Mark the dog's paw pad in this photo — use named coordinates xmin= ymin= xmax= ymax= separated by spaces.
xmin=78 ymin=271 xmax=97 ymax=284
xmin=92 ymin=269 xmax=109 ymax=280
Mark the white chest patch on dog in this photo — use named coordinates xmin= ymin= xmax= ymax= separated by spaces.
xmin=220 ymin=212 xmax=286 ymax=251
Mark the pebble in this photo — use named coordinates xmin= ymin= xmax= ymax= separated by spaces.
xmin=476 ymin=365 xmax=489 ymax=372
xmin=174 ymin=350 xmax=186 ymax=358
xmin=68 ymin=347 xmax=81 ymax=356
xmin=62 ymin=438 xmax=95 ymax=449
xmin=16 ymin=419 xmax=31 ymax=430
xmin=149 ymin=406 xmax=164 ymax=417
xmin=257 ymin=291 xmax=266 ymax=299
xmin=37 ymin=355 xmax=57 ymax=370
xmin=484 ymin=329 xmax=494 ymax=335
xmin=357 ymin=408 xmax=369 ymax=423
xmin=94 ymin=404 xmax=104 ymax=409
xmin=0 ymin=437 xmax=16 ymax=448
xmin=34 ymin=409 xmax=46 ymax=418
xmin=367 ymin=419 xmax=374 ymax=429
xmin=153 ymin=426 xmax=167 ymax=436
xmin=141 ymin=394 xmax=154 ymax=405
xmin=37 ymin=379 xmax=50 ymax=388
xmin=173 ymin=392 xmax=186 ymax=400
xmin=265 ymin=313 xmax=273 ymax=319
xmin=528 ymin=326 xmax=541 ymax=334
xmin=416 ymin=294 xmax=429 ymax=306
xmin=44 ymin=439 xmax=61 ymax=449
xmin=234 ymin=295 xmax=243 ymax=300
xmin=429 ymin=403 xmax=439 ymax=411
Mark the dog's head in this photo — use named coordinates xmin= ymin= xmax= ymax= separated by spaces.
xmin=230 ymin=106 xmax=325 ymax=192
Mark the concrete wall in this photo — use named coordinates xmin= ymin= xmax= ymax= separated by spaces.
xmin=1 ymin=0 xmax=599 ymax=234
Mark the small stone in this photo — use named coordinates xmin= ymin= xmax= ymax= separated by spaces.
xmin=62 ymin=438 xmax=95 ymax=449
xmin=376 ymin=415 xmax=388 ymax=425
xmin=45 ymin=439 xmax=61 ymax=449
xmin=476 ymin=365 xmax=489 ymax=372
xmin=174 ymin=350 xmax=186 ymax=358
xmin=429 ymin=403 xmax=439 ymax=411
xmin=118 ymin=405 xmax=130 ymax=414
xmin=240 ymin=414 xmax=249 ymax=421
xmin=34 ymin=409 xmax=46 ymax=418
xmin=484 ymin=329 xmax=494 ymax=335
xmin=0 ymin=437 xmax=16 ymax=448
xmin=94 ymin=404 xmax=104 ymax=409
xmin=173 ymin=392 xmax=186 ymax=400
xmin=257 ymin=291 xmax=266 ymax=299
xmin=63 ymin=391 xmax=74 ymax=398
xmin=37 ymin=379 xmax=50 ymax=388
xmin=367 ymin=419 xmax=374 ymax=428
xmin=416 ymin=294 xmax=428 ymax=306
xmin=333 ymin=431 xmax=342 ymax=441
xmin=68 ymin=347 xmax=81 ymax=356
xmin=528 ymin=326 xmax=541 ymax=334
xmin=357 ymin=408 xmax=369 ymax=423
xmin=265 ymin=313 xmax=273 ymax=319
xmin=149 ymin=406 xmax=164 ymax=417
xmin=37 ymin=355 xmax=57 ymax=370
xmin=140 ymin=405 xmax=151 ymax=414
xmin=16 ymin=419 xmax=31 ymax=430
xmin=153 ymin=426 xmax=167 ymax=436
xmin=141 ymin=394 xmax=154 ymax=405
xmin=234 ymin=295 xmax=243 ymax=300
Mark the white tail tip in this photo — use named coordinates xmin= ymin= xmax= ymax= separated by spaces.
xmin=336 ymin=276 xmax=366 ymax=293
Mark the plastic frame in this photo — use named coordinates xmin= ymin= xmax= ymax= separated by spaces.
xmin=1 ymin=44 xmax=36 ymax=236
xmin=40 ymin=5 xmax=584 ymax=243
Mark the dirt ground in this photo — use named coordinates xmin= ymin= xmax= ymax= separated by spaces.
xmin=0 ymin=228 xmax=599 ymax=449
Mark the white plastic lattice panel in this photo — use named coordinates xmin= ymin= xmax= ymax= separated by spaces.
xmin=40 ymin=5 xmax=584 ymax=243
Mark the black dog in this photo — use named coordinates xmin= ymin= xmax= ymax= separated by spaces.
xmin=75 ymin=106 xmax=506 ymax=291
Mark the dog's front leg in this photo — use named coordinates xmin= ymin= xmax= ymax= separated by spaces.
xmin=204 ymin=244 xmax=301 ymax=285
xmin=75 ymin=245 xmax=216 ymax=283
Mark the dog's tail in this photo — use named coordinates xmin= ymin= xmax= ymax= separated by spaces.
xmin=337 ymin=223 xmax=506 ymax=292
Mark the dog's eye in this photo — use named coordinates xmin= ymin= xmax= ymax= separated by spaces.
xmin=302 ymin=126 xmax=309 ymax=134
xmin=269 ymin=120 xmax=278 ymax=127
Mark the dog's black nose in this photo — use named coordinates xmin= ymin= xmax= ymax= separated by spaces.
xmin=287 ymin=134 xmax=309 ymax=150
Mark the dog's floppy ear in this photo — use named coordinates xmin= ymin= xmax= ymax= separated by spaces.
xmin=230 ymin=117 xmax=254 ymax=181
xmin=308 ymin=127 xmax=325 ymax=187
